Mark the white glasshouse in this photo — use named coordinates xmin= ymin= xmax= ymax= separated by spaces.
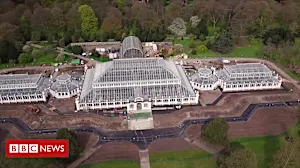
xmin=0 ymin=74 xmax=49 ymax=103
xmin=76 ymin=36 xmax=198 ymax=111
xmin=190 ymin=63 xmax=282 ymax=92
xmin=49 ymin=74 xmax=81 ymax=99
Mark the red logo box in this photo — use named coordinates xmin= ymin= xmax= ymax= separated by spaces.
xmin=6 ymin=139 xmax=69 ymax=158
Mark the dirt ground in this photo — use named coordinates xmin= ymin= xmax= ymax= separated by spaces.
xmin=49 ymin=97 xmax=76 ymax=113
xmin=184 ymin=107 xmax=299 ymax=140
xmin=0 ymin=84 xmax=298 ymax=132
xmin=83 ymin=142 xmax=140 ymax=163
xmin=199 ymin=89 xmax=222 ymax=105
xmin=0 ymin=104 xmax=128 ymax=131
xmin=148 ymin=137 xmax=197 ymax=153
xmin=153 ymin=87 xmax=299 ymax=129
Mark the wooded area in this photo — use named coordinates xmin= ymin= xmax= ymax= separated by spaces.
xmin=0 ymin=0 xmax=299 ymax=76
xmin=1 ymin=0 xmax=300 ymax=43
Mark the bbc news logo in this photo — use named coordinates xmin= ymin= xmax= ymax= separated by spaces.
xmin=6 ymin=139 xmax=69 ymax=158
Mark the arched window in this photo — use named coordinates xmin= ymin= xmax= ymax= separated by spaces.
xmin=137 ymin=103 xmax=142 ymax=110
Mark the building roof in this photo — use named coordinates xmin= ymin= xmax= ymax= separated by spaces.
xmin=120 ymin=36 xmax=144 ymax=59
xmin=50 ymin=74 xmax=80 ymax=93
xmin=224 ymin=63 xmax=272 ymax=75
xmin=190 ymin=68 xmax=218 ymax=85
xmin=215 ymin=63 xmax=281 ymax=84
xmin=0 ymin=74 xmax=50 ymax=96
xmin=93 ymin=58 xmax=180 ymax=83
xmin=78 ymin=58 xmax=196 ymax=103
xmin=0 ymin=74 xmax=42 ymax=86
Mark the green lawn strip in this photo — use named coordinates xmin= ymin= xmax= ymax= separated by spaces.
xmin=78 ymin=160 xmax=140 ymax=168
xmin=89 ymin=56 xmax=110 ymax=62
xmin=150 ymin=149 xmax=217 ymax=168
xmin=230 ymin=136 xmax=280 ymax=168
xmin=132 ymin=112 xmax=152 ymax=118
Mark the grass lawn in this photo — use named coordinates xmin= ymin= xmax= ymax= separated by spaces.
xmin=150 ymin=149 xmax=217 ymax=168
xmin=78 ymin=160 xmax=140 ymax=168
xmin=224 ymin=40 xmax=263 ymax=58
xmin=129 ymin=112 xmax=152 ymax=119
xmin=173 ymin=39 xmax=263 ymax=58
xmin=230 ymin=122 xmax=300 ymax=168
xmin=0 ymin=51 xmax=73 ymax=69
xmin=90 ymin=56 xmax=110 ymax=62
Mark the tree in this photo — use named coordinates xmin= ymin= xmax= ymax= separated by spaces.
xmin=204 ymin=0 xmax=226 ymax=29
xmin=192 ymin=20 xmax=208 ymax=40
xmin=31 ymin=49 xmax=41 ymax=61
xmin=55 ymin=53 xmax=65 ymax=62
xmin=30 ymin=6 xmax=52 ymax=32
xmin=78 ymin=5 xmax=98 ymax=34
xmin=0 ymin=40 xmax=20 ymax=63
xmin=0 ymin=22 xmax=20 ymax=41
xmin=71 ymin=45 xmax=83 ymax=54
xmin=22 ymin=45 xmax=32 ymax=53
xmin=269 ymin=138 xmax=300 ymax=168
xmin=18 ymin=53 xmax=33 ymax=63
xmin=212 ymin=30 xmax=233 ymax=54
xmin=56 ymin=128 xmax=80 ymax=162
xmin=50 ymin=8 xmax=65 ymax=32
xmin=220 ymin=148 xmax=257 ymax=168
xmin=19 ymin=14 xmax=31 ymax=41
xmin=168 ymin=18 xmax=186 ymax=37
xmin=58 ymin=38 xmax=65 ymax=47
xmin=263 ymin=27 xmax=295 ymax=47
xmin=101 ymin=15 xmax=123 ymax=40
xmin=65 ymin=4 xmax=81 ymax=30
xmin=201 ymin=118 xmax=229 ymax=145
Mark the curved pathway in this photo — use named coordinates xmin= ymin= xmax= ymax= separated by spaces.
xmin=1 ymin=101 xmax=299 ymax=150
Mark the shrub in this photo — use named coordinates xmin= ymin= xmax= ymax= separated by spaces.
xmin=197 ymin=45 xmax=208 ymax=53
xmin=189 ymin=41 xmax=196 ymax=49
xmin=191 ymin=49 xmax=197 ymax=55
xmin=71 ymin=45 xmax=83 ymax=55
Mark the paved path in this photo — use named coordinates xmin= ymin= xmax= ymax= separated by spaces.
xmin=139 ymin=149 xmax=151 ymax=168
xmin=67 ymin=145 xmax=102 ymax=168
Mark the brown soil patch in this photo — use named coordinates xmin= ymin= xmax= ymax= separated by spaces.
xmin=0 ymin=124 xmax=25 ymax=154
xmin=184 ymin=107 xmax=299 ymax=139
xmin=184 ymin=125 xmax=203 ymax=140
xmin=153 ymin=90 xmax=298 ymax=129
xmin=199 ymin=90 xmax=222 ymax=104
xmin=84 ymin=142 xmax=140 ymax=163
xmin=49 ymin=97 xmax=76 ymax=113
xmin=228 ymin=107 xmax=299 ymax=137
xmin=76 ymin=132 xmax=99 ymax=150
xmin=0 ymin=107 xmax=127 ymax=131
xmin=148 ymin=137 xmax=197 ymax=153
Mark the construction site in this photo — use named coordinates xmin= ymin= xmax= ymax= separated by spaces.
xmin=0 ymin=37 xmax=300 ymax=168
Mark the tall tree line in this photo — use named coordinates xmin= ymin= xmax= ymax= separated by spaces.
xmin=1 ymin=0 xmax=300 ymax=44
